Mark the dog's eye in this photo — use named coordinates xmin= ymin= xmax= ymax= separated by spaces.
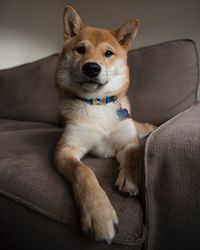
xmin=76 ymin=46 xmax=86 ymax=54
xmin=104 ymin=50 xmax=114 ymax=58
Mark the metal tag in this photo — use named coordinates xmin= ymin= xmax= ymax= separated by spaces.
xmin=116 ymin=108 xmax=131 ymax=121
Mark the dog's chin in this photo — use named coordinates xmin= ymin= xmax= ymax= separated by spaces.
xmin=77 ymin=81 xmax=107 ymax=92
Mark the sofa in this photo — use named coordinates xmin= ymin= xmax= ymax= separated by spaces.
xmin=0 ymin=39 xmax=199 ymax=250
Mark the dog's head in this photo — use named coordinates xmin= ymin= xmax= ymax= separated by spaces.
xmin=57 ymin=6 xmax=139 ymax=98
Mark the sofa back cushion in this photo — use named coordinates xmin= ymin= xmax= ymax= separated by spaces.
xmin=0 ymin=39 xmax=199 ymax=126
xmin=0 ymin=54 xmax=60 ymax=125
xmin=128 ymin=39 xmax=199 ymax=125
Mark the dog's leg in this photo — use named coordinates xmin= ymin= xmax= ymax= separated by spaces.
xmin=115 ymin=138 xmax=140 ymax=196
xmin=55 ymin=140 xmax=118 ymax=243
xmin=134 ymin=121 xmax=157 ymax=139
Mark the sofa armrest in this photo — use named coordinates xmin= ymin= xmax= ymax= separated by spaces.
xmin=144 ymin=103 xmax=200 ymax=250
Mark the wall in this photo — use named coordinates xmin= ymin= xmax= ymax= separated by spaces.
xmin=0 ymin=0 xmax=199 ymax=94
xmin=0 ymin=0 xmax=65 ymax=69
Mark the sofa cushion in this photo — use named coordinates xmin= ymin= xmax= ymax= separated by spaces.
xmin=128 ymin=39 xmax=199 ymax=125
xmin=0 ymin=40 xmax=198 ymax=127
xmin=144 ymin=103 xmax=200 ymax=250
xmin=0 ymin=54 xmax=60 ymax=125
xmin=0 ymin=119 xmax=57 ymax=132
xmin=0 ymin=195 xmax=143 ymax=250
xmin=0 ymin=120 xmax=144 ymax=247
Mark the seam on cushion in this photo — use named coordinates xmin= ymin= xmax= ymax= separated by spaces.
xmin=0 ymin=120 xmax=59 ymax=132
xmin=0 ymin=118 xmax=57 ymax=125
xmin=0 ymin=126 xmax=62 ymax=134
xmin=0 ymin=129 xmax=56 ymax=134
xmin=113 ymin=225 xmax=146 ymax=246
xmin=0 ymin=189 xmax=75 ymax=226
xmin=192 ymin=40 xmax=200 ymax=102
xmin=144 ymin=105 xmax=194 ymax=142
xmin=0 ymin=116 xmax=62 ymax=127
xmin=143 ymin=104 xmax=195 ymax=250
xmin=0 ymin=128 xmax=57 ymax=133
xmin=0 ymin=189 xmax=145 ymax=246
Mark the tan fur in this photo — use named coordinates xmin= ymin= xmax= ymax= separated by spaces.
xmin=55 ymin=6 xmax=156 ymax=244
xmin=115 ymin=138 xmax=141 ymax=195
xmin=134 ymin=121 xmax=157 ymax=139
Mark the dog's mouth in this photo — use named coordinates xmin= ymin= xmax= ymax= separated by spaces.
xmin=78 ymin=80 xmax=108 ymax=85
xmin=76 ymin=80 xmax=108 ymax=91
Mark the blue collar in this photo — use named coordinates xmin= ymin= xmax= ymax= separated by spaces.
xmin=77 ymin=96 xmax=118 ymax=105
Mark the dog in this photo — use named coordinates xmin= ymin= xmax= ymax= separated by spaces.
xmin=55 ymin=6 xmax=156 ymax=244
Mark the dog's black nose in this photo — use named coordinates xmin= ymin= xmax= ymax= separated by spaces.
xmin=82 ymin=62 xmax=101 ymax=78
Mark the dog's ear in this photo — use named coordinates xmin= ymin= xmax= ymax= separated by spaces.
xmin=63 ymin=6 xmax=85 ymax=40
xmin=115 ymin=19 xmax=140 ymax=49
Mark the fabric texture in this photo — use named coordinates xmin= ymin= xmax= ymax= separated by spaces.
xmin=0 ymin=54 xmax=60 ymax=125
xmin=0 ymin=195 xmax=142 ymax=250
xmin=0 ymin=120 xmax=144 ymax=247
xmin=0 ymin=39 xmax=198 ymax=126
xmin=128 ymin=39 xmax=199 ymax=125
xmin=0 ymin=119 xmax=56 ymax=132
xmin=145 ymin=103 xmax=200 ymax=250
xmin=0 ymin=39 xmax=199 ymax=250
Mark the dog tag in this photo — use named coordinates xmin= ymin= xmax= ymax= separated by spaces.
xmin=116 ymin=108 xmax=131 ymax=121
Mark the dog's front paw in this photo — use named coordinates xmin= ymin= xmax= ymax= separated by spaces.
xmin=115 ymin=166 xmax=139 ymax=197
xmin=80 ymin=190 xmax=118 ymax=244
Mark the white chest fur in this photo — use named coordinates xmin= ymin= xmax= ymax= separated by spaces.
xmin=61 ymin=98 xmax=138 ymax=158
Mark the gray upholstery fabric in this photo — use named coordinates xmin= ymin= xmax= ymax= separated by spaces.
xmin=145 ymin=103 xmax=200 ymax=250
xmin=0 ymin=119 xmax=56 ymax=132
xmin=0 ymin=40 xmax=198 ymax=126
xmin=0 ymin=120 xmax=144 ymax=247
xmin=0 ymin=195 xmax=142 ymax=250
xmin=0 ymin=39 xmax=199 ymax=250
xmin=0 ymin=54 xmax=60 ymax=125
xmin=128 ymin=39 xmax=199 ymax=125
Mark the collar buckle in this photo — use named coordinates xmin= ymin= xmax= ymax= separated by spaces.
xmin=94 ymin=99 xmax=104 ymax=105
xmin=77 ymin=96 xmax=118 ymax=105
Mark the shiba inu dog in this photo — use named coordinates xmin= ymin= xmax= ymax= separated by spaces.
xmin=55 ymin=6 xmax=155 ymax=244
